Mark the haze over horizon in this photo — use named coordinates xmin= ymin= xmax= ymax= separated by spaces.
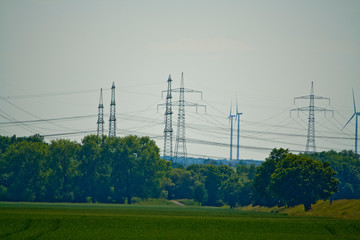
xmin=1 ymin=0 xmax=359 ymax=160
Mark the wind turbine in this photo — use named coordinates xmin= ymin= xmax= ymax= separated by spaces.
xmin=342 ymin=89 xmax=360 ymax=154
xmin=228 ymin=104 xmax=235 ymax=161
xmin=235 ymin=101 xmax=243 ymax=161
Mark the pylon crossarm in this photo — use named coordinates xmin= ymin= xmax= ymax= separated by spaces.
xmin=294 ymin=95 xmax=311 ymax=103
xmin=312 ymin=106 xmax=332 ymax=111
xmin=291 ymin=106 xmax=309 ymax=112
xmin=157 ymin=103 xmax=167 ymax=112
xmin=162 ymin=88 xmax=203 ymax=98
xmin=294 ymin=95 xmax=330 ymax=104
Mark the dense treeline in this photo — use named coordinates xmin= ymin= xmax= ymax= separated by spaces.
xmin=0 ymin=135 xmax=359 ymax=210
xmin=0 ymin=134 xmax=168 ymax=203
xmin=307 ymin=150 xmax=360 ymax=200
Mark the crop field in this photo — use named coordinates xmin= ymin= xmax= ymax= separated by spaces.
xmin=0 ymin=202 xmax=359 ymax=240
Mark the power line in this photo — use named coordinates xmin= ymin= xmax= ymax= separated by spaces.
xmin=0 ymin=114 xmax=96 ymax=125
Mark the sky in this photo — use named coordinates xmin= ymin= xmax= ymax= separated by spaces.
xmin=1 ymin=0 xmax=359 ymax=161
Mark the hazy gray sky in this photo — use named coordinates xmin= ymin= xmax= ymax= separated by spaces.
xmin=1 ymin=0 xmax=359 ymax=160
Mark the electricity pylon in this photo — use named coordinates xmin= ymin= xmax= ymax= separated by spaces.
xmin=235 ymin=102 xmax=243 ymax=161
xmin=174 ymin=73 xmax=186 ymax=162
xmin=342 ymin=89 xmax=360 ymax=154
xmin=173 ymin=73 xmax=205 ymax=164
xmin=163 ymin=75 xmax=173 ymax=160
xmin=157 ymin=72 xmax=206 ymax=163
xmin=97 ymin=88 xmax=104 ymax=136
xmin=109 ymin=82 xmax=116 ymax=137
xmin=291 ymin=81 xmax=333 ymax=153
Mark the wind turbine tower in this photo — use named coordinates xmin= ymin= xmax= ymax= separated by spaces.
xmin=228 ymin=105 xmax=235 ymax=160
xmin=97 ymin=88 xmax=104 ymax=136
xmin=235 ymin=102 xmax=243 ymax=161
xmin=109 ymin=82 xmax=116 ymax=137
xmin=342 ymin=89 xmax=360 ymax=154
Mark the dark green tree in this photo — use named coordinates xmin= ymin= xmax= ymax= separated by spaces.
xmin=308 ymin=150 xmax=360 ymax=200
xmin=203 ymin=165 xmax=223 ymax=206
xmin=193 ymin=183 xmax=207 ymax=205
xmin=166 ymin=168 xmax=198 ymax=199
xmin=44 ymin=139 xmax=80 ymax=202
xmin=222 ymin=175 xmax=242 ymax=208
xmin=110 ymin=135 xmax=169 ymax=204
xmin=1 ymin=141 xmax=48 ymax=201
xmin=253 ymin=148 xmax=289 ymax=207
xmin=78 ymin=135 xmax=107 ymax=202
xmin=270 ymin=154 xmax=338 ymax=211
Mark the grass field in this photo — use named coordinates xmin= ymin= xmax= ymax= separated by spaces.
xmin=0 ymin=201 xmax=359 ymax=240
xmin=238 ymin=199 xmax=360 ymax=220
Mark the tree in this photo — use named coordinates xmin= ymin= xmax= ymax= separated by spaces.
xmin=44 ymin=139 xmax=80 ymax=202
xmin=166 ymin=168 xmax=197 ymax=199
xmin=109 ymin=135 xmax=169 ymax=204
xmin=222 ymin=175 xmax=242 ymax=208
xmin=1 ymin=141 xmax=48 ymax=201
xmin=308 ymin=150 xmax=360 ymax=200
xmin=193 ymin=183 xmax=207 ymax=205
xmin=270 ymin=154 xmax=338 ymax=211
xmin=78 ymin=135 xmax=106 ymax=202
xmin=203 ymin=165 xmax=223 ymax=206
xmin=253 ymin=148 xmax=289 ymax=207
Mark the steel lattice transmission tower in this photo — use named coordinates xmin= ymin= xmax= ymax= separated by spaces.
xmin=97 ymin=88 xmax=104 ymax=136
xmin=291 ymin=81 xmax=333 ymax=153
xmin=158 ymin=73 xmax=206 ymax=163
xmin=109 ymin=82 xmax=116 ymax=137
xmin=172 ymin=73 xmax=205 ymax=163
xmin=163 ymin=75 xmax=174 ymax=159
xmin=175 ymin=73 xmax=187 ymax=162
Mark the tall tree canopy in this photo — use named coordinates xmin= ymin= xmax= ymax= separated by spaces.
xmin=307 ymin=150 xmax=360 ymax=200
xmin=254 ymin=148 xmax=338 ymax=211
xmin=1 ymin=140 xmax=48 ymax=201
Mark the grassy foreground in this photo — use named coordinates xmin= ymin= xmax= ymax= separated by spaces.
xmin=238 ymin=199 xmax=360 ymax=220
xmin=0 ymin=201 xmax=359 ymax=240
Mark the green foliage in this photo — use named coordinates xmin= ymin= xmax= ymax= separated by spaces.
xmin=1 ymin=140 xmax=48 ymax=201
xmin=193 ymin=183 xmax=207 ymax=205
xmin=253 ymin=148 xmax=289 ymax=207
xmin=222 ymin=175 xmax=242 ymax=208
xmin=0 ymin=134 xmax=168 ymax=204
xmin=270 ymin=154 xmax=338 ymax=211
xmin=254 ymin=148 xmax=338 ymax=211
xmin=44 ymin=139 xmax=80 ymax=202
xmin=108 ymin=135 xmax=169 ymax=204
xmin=165 ymin=168 xmax=198 ymax=199
xmin=2 ymin=135 xmax=355 ymax=211
xmin=307 ymin=150 xmax=360 ymax=200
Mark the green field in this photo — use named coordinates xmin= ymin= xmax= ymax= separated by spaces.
xmin=0 ymin=202 xmax=359 ymax=240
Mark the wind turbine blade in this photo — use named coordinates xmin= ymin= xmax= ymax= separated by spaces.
xmin=236 ymin=100 xmax=239 ymax=120
xmin=342 ymin=113 xmax=356 ymax=130
xmin=353 ymin=88 xmax=357 ymax=113
xmin=228 ymin=105 xmax=231 ymax=124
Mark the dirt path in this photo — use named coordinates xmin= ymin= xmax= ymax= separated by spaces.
xmin=170 ymin=200 xmax=185 ymax=206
